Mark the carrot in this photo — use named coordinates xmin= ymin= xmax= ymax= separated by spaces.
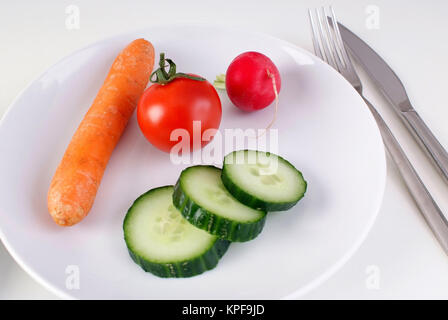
xmin=47 ymin=39 xmax=155 ymax=226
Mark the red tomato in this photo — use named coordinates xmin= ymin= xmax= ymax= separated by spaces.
xmin=137 ymin=76 xmax=222 ymax=153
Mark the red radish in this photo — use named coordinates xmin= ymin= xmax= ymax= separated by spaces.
xmin=225 ymin=51 xmax=281 ymax=112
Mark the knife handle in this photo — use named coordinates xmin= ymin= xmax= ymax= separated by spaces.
xmin=362 ymin=97 xmax=448 ymax=254
xmin=401 ymin=110 xmax=448 ymax=184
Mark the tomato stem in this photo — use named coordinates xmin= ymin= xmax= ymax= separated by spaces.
xmin=150 ymin=53 xmax=206 ymax=84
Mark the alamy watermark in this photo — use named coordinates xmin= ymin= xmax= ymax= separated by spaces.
xmin=65 ymin=5 xmax=80 ymax=30
xmin=365 ymin=5 xmax=380 ymax=30
xmin=365 ymin=265 xmax=380 ymax=290
xmin=168 ymin=121 xmax=280 ymax=172
xmin=65 ymin=265 xmax=80 ymax=290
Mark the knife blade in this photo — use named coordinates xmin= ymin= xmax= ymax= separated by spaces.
xmin=337 ymin=21 xmax=448 ymax=183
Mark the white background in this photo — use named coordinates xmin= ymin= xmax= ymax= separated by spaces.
xmin=1 ymin=0 xmax=447 ymax=299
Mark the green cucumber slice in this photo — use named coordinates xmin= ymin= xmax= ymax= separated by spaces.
xmin=173 ymin=166 xmax=266 ymax=242
xmin=222 ymin=150 xmax=307 ymax=211
xmin=123 ymin=186 xmax=230 ymax=278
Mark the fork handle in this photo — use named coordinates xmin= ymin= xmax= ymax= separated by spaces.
xmin=362 ymin=97 xmax=448 ymax=254
xmin=401 ymin=110 xmax=448 ymax=184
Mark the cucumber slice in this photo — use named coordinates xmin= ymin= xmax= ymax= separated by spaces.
xmin=222 ymin=150 xmax=307 ymax=211
xmin=173 ymin=166 xmax=266 ymax=242
xmin=123 ymin=186 xmax=230 ymax=278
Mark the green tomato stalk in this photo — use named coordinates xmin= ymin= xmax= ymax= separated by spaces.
xmin=150 ymin=53 xmax=205 ymax=85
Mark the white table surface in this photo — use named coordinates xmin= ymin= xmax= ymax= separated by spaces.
xmin=1 ymin=0 xmax=447 ymax=300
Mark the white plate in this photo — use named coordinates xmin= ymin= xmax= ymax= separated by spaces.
xmin=0 ymin=25 xmax=385 ymax=299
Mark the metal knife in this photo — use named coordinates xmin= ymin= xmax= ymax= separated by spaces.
xmin=337 ymin=22 xmax=448 ymax=184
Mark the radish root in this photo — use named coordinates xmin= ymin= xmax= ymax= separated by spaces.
xmin=255 ymin=69 xmax=279 ymax=138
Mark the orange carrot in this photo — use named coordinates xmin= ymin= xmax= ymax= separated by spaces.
xmin=48 ymin=39 xmax=155 ymax=226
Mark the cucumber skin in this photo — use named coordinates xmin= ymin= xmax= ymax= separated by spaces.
xmin=123 ymin=186 xmax=230 ymax=278
xmin=222 ymin=151 xmax=307 ymax=211
xmin=126 ymin=238 xmax=230 ymax=278
xmin=172 ymin=169 xmax=267 ymax=242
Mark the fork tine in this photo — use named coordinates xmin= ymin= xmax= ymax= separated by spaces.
xmin=321 ymin=7 xmax=343 ymax=71
xmin=316 ymin=8 xmax=337 ymax=70
xmin=308 ymin=9 xmax=324 ymax=60
xmin=329 ymin=7 xmax=353 ymax=70
xmin=310 ymin=6 xmax=362 ymax=90
xmin=328 ymin=7 xmax=346 ymax=69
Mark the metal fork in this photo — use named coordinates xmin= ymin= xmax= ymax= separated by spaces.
xmin=309 ymin=7 xmax=448 ymax=255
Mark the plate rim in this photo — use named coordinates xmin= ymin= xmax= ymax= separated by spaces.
xmin=0 ymin=23 xmax=386 ymax=300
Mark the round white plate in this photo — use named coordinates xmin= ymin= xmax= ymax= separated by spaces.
xmin=0 ymin=25 xmax=385 ymax=299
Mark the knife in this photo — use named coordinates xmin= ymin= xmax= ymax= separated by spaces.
xmin=337 ymin=22 xmax=448 ymax=184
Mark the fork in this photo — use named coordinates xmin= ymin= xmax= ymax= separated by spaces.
xmin=308 ymin=7 xmax=448 ymax=255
